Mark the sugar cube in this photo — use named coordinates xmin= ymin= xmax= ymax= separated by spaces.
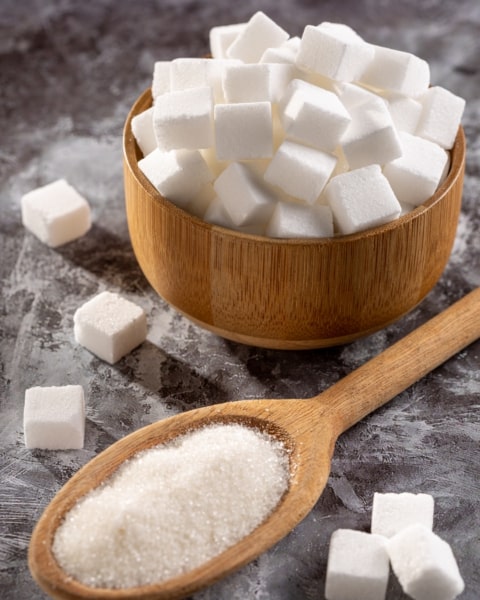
xmin=264 ymin=139 xmax=337 ymax=204
xmin=387 ymin=524 xmax=465 ymax=600
xmin=325 ymin=529 xmax=389 ymax=600
xmin=74 ymin=291 xmax=147 ymax=364
xmin=227 ymin=11 xmax=289 ymax=64
xmin=324 ymin=164 xmax=401 ymax=235
xmin=209 ymin=23 xmax=246 ymax=59
xmin=204 ymin=195 xmax=267 ymax=235
xmin=131 ymin=107 xmax=157 ymax=157
xmin=21 ymin=179 xmax=91 ymax=248
xmin=214 ymin=102 xmax=273 ymax=161
xmin=24 ymin=385 xmax=85 ymax=450
xmin=415 ymin=86 xmax=466 ymax=150
xmin=151 ymin=60 xmax=171 ymax=101
xmin=222 ymin=63 xmax=271 ymax=103
xmin=383 ymin=91 xmax=423 ymax=134
xmin=266 ymin=202 xmax=333 ymax=238
xmin=371 ymin=492 xmax=435 ymax=538
xmin=169 ymin=58 xmax=211 ymax=91
xmin=383 ymin=133 xmax=449 ymax=206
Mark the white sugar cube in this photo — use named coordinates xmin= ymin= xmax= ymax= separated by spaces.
xmin=296 ymin=22 xmax=374 ymax=82
xmin=138 ymin=148 xmax=213 ymax=208
xmin=383 ymin=133 xmax=449 ymax=206
xmin=21 ymin=179 xmax=91 ymax=248
xmin=334 ymin=81 xmax=381 ymax=111
xmin=383 ymin=91 xmax=423 ymax=134
xmin=387 ymin=525 xmax=464 ymax=600
xmin=153 ymin=86 xmax=213 ymax=151
xmin=74 ymin=291 xmax=147 ymax=365
xmin=131 ymin=107 xmax=157 ymax=157
xmin=214 ymin=102 xmax=273 ymax=161
xmin=24 ymin=385 xmax=85 ymax=450
xmin=360 ymin=44 xmax=430 ymax=97
xmin=340 ymin=97 xmax=402 ymax=169
xmin=152 ymin=60 xmax=171 ymax=101
xmin=227 ymin=11 xmax=289 ymax=63
xmin=169 ymin=58 xmax=211 ymax=91
xmin=213 ymin=162 xmax=277 ymax=227
xmin=186 ymin=182 xmax=216 ymax=219
xmin=222 ymin=63 xmax=271 ymax=103
xmin=209 ymin=23 xmax=246 ymax=59
xmin=204 ymin=195 xmax=266 ymax=235
xmin=264 ymin=139 xmax=337 ymax=204
xmin=324 ymin=164 xmax=401 ymax=235
xmin=415 ymin=86 xmax=465 ymax=150
xmin=266 ymin=201 xmax=333 ymax=238
xmin=280 ymin=80 xmax=351 ymax=152
xmin=325 ymin=529 xmax=389 ymax=600
xmin=371 ymin=492 xmax=435 ymax=538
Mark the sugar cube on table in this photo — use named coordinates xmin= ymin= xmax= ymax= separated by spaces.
xmin=415 ymin=86 xmax=466 ymax=150
xmin=214 ymin=102 xmax=273 ymax=161
xmin=138 ymin=147 xmax=213 ymax=208
xmin=324 ymin=164 xmax=401 ymax=235
xmin=387 ymin=524 xmax=465 ymax=600
xmin=296 ymin=22 xmax=375 ymax=82
xmin=325 ymin=529 xmax=390 ymax=600
xmin=371 ymin=492 xmax=435 ymax=538
xmin=21 ymin=179 xmax=91 ymax=248
xmin=265 ymin=201 xmax=333 ymax=238
xmin=74 ymin=291 xmax=147 ymax=365
xmin=209 ymin=22 xmax=246 ymax=59
xmin=227 ymin=11 xmax=289 ymax=64
xmin=153 ymin=86 xmax=213 ymax=151
xmin=131 ymin=107 xmax=157 ymax=157
xmin=24 ymin=385 xmax=85 ymax=450
xmin=383 ymin=132 xmax=449 ymax=207
xmin=264 ymin=139 xmax=337 ymax=204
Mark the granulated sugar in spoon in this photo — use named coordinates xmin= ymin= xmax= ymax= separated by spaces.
xmin=29 ymin=288 xmax=480 ymax=600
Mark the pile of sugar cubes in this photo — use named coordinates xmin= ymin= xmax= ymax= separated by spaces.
xmin=325 ymin=492 xmax=464 ymax=600
xmin=131 ymin=11 xmax=465 ymax=238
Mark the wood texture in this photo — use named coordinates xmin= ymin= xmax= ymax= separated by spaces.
xmin=28 ymin=288 xmax=480 ymax=600
xmin=123 ymin=89 xmax=466 ymax=349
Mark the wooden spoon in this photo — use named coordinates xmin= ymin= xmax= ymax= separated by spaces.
xmin=29 ymin=288 xmax=480 ymax=600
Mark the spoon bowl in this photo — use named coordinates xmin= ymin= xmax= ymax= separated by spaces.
xmin=29 ymin=288 xmax=480 ymax=599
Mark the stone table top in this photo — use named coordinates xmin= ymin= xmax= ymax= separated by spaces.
xmin=1 ymin=1 xmax=479 ymax=599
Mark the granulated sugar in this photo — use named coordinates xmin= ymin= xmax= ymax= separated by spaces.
xmin=52 ymin=423 xmax=289 ymax=588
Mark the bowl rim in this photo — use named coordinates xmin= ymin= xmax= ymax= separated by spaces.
xmin=123 ymin=88 xmax=466 ymax=247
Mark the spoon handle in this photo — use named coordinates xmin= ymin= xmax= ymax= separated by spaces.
xmin=316 ymin=288 xmax=480 ymax=436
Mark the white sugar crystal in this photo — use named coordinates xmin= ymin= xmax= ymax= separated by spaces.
xmin=325 ymin=529 xmax=389 ymax=600
xmin=383 ymin=91 xmax=423 ymax=134
xmin=52 ymin=424 xmax=289 ymax=588
xmin=169 ymin=58 xmax=211 ymax=91
xmin=151 ymin=60 xmax=171 ymax=101
xmin=138 ymin=148 xmax=213 ymax=207
xmin=213 ymin=162 xmax=277 ymax=227
xmin=131 ymin=107 xmax=157 ymax=157
xmin=360 ymin=44 xmax=430 ymax=97
xmin=153 ymin=86 xmax=213 ymax=151
xmin=214 ymin=102 xmax=273 ymax=161
xmin=222 ymin=63 xmax=271 ymax=103
xmin=383 ymin=132 xmax=449 ymax=206
xmin=24 ymin=385 xmax=85 ymax=450
xmin=340 ymin=97 xmax=402 ymax=169
xmin=415 ymin=86 xmax=465 ymax=150
xmin=209 ymin=23 xmax=246 ymax=59
xmin=324 ymin=164 xmax=401 ymax=234
xmin=227 ymin=11 xmax=289 ymax=63
xmin=264 ymin=139 xmax=337 ymax=204
xmin=371 ymin=492 xmax=435 ymax=538
xmin=266 ymin=202 xmax=333 ymax=238
xmin=21 ymin=179 xmax=91 ymax=248
xmin=387 ymin=524 xmax=464 ymax=600
xmin=296 ymin=22 xmax=374 ymax=82
xmin=280 ymin=80 xmax=351 ymax=152
xmin=74 ymin=291 xmax=147 ymax=365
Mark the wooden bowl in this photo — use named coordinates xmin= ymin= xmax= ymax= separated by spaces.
xmin=123 ymin=89 xmax=466 ymax=350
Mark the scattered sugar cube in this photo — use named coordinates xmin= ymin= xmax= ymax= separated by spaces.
xmin=222 ymin=63 xmax=271 ymax=103
xmin=209 ymin=23 xmax=246 ymax=59
xmin=152 ymin=60 xmax=171 ymax=101
xmin=214 ymin=102 xmax=273 ymax=161
xmin=21 ymin=179 xmax=91 ymax=248
xmin=383 ymin=132 xmax=449 ymax=206
xmin=266 ymin=201 xmax=333 ymax=238
xmin=74 ymin=291 xmax=147 ymax=364
xmin=24 ymin=385 xmax=85 ymax=450
xmin=324 ymin=164 xmax=401 ymax=234
xmin=153 ymin=86 xmax=213 ymax=151
xmin=325 ymin=529 xmax=389 ymax=600
xmin=296 ymin=22 xmax=374 ymax=82
xmin=138 ymin=148 xmax=213 ymax=208
xmin=213 ymin=162 xmax=277 ymax=227
xmin=371 ymin=492 xmax=435 ymax=538
xmin=131 ymin=107 xmax=157 ymax=157
xmin=360 ymin=44 xmax=430 ymax=97
xmin=264 ymin=139 xmax=337 ymax=204
xmin=415 ymin=86 xmax=466 ymax=150
xmin=387 ymin=524 xmax=464 ymax=600
xmin=227 ymin=11 xmax=289 ymax=63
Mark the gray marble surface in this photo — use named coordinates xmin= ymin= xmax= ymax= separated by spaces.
xmin=1 ymin=1 xmax=479 ymax=598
